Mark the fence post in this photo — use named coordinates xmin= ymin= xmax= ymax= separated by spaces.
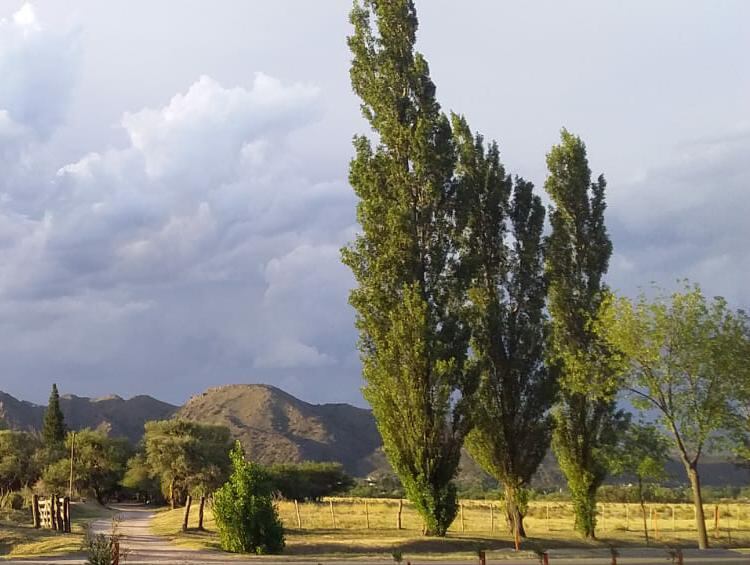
xmin=51 ymin=495 xmax=59 ymax=531
xmin=625 ymin=504 xmax=629 ymax=531
xmin=63 ymin=497 xmax=71 ymax=533
xmin=649 ymin=507 xmax=654 ymax=539
xmin=714 ymin=505 xmax=720 ymax=539
xmin=182 ymin=495 xmax=192 ymax=531
xmin=397 ymin=499 xmax=403 ymax=530
xmin=546 ymin=503 xmax=550 ymax=532
xmin=365 ymin=500 xmax=370 ymax=529
xmin=294 ymin=500 xmax=302 ymax=528
xmin=329 ymin=499 xmax=336 ymax=528
xmin=460 ymin=502 xmax=465 ymax=533
xmin=32 ymin=494 xmax=40 ymax=528
xmin=736 ymin=504 xmax=740 ymax=531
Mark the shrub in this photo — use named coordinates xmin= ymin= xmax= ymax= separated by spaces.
xmin=213 ymin=442 xmax=284 ymax=554
xmin=82 ymin=518 xmax=125 ymax=565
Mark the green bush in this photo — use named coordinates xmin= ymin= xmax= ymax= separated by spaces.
xmin=213 ymin=442 xmax=284 ymax=554
xmin=82 ymin=519 xmax=125 ymax=565
xmin=268 ymin=462 xmax=354 ymax=501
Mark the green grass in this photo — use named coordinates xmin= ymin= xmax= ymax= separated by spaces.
xmin=0 ymin=501 xmax=115 ymax=559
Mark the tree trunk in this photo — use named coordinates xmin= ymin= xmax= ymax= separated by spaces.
xmin=687 ymin=466 xmax=709 ymax=549
xmin=182 ymin=494 xmax=192 ymax=531
xmin=504 ymin=485 xmax=527 ymax=539
xmin=197 ymin=496 xmax=205 ymax=531
xmin=638 ymin=477 xmax=649 ymax=545
xmin=170 ymin=479 xmax=176 ymax=510
xmin=571 ymin=485 xmax=597 ymax=539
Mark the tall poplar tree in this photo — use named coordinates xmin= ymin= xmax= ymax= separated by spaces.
xmin=343 ymin=0 xmax=471 ymax=536
xmin=544 ymin=130 xmax=626 ymax=539
xmin=452 ymin=116 xmax=555 ymax=539
xmin=42 ymin=383 xmax=66 ymax=447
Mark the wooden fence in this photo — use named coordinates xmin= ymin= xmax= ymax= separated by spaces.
xmin=272 ymin=498 xmax=750 ymax=539
xmin=31 ymin=494 xmax=71 ymax=533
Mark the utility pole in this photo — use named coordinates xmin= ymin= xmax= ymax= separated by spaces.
xmin=68 ymin=431 xmax=75 ymax=499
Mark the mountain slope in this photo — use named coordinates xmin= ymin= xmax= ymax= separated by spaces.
xmin=0 ymin=391 xmax=177 ymax=443
xmin=176 ymin=384 xmax=382 ymax=476
xmin=2 ymin=384 xmax=748 ymax=486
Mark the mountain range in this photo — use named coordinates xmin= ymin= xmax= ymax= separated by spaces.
xmin=1 ymin=384 xmax=747 ymax=487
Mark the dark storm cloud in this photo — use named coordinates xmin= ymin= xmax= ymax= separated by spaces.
xmin=0 ymin=1 xmax=746 ymax=407
xmin=0 ymin=6 xmax=359 ymax=404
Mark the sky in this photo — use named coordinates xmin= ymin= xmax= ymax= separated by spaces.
xmin=0 ymin=1 xmax=747 ymax=407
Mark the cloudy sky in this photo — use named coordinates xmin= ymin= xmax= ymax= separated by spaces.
xmin=0 ymin=1 xmax=747 ymax=407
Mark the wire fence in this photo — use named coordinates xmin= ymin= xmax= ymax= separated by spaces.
xmin=274 ymin=497 xmax=750 ymax=539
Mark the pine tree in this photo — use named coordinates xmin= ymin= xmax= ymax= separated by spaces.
xmin=42 ymin=383 xmax=66 ymax=447
xmin=343 ymin=0 xmax=471 ymax=536
xmin=452 ymin=116 xmax=555 ymax=539
xmin=544 ymin=130 xmax=626 ymax=539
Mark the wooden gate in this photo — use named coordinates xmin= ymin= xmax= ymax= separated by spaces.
xmin=32 ymin=494 xmax=71 ymax=533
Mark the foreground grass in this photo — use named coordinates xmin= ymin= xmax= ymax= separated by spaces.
xmin=151 ymin=499 xmax=750 ymax=559
xmin=152 ymin=506 xmax=539 ymax=559
xmin=0 ymin=501 xmax=115 ymax=559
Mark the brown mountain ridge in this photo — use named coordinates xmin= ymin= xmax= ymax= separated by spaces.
xmin=177 ymin=384 xmax=384 ymax=476
xmin=0 ymin=390 xmax=177 ymax=443
xmin=2 ymin=384 xmax=747 ymax=486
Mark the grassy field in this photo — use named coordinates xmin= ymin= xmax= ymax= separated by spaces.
xmin=0 ymin=501 xmax=115 ymax=559
xmin=151 ymin=498 xmax=750 ymax=558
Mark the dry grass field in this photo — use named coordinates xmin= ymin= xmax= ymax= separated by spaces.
xmin=151 ymin=497 xmax=750 ymax=558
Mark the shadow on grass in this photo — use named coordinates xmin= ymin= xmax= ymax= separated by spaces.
xmin=283 ymin=528 xmax=514 ymax=555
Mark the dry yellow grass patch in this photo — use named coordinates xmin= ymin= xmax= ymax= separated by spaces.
xmin=152 ymin=498 xmax=750 ymax=558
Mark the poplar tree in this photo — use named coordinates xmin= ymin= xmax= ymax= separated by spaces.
xmin=42 ymin=383 xmax=66 ymax=447
xmin=544 ymin=130 xmax=626 ymax=539
xmin=452 ymin=116 xmax=555 ymax=539
xmin=343 ymin=0 xmax=471 ymax=536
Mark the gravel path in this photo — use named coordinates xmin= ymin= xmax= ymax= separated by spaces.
xmin=91 ymin=504 xmax=245 ymax=564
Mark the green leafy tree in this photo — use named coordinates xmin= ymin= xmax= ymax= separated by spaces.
xmin=121 ymin=453 xmax=162 ymax=503
xmin=214 ymin=442 xmax=284 ymax=554
xmin=268 ymin=462 xmax=354 ymax=501
xmin=608 ymin=422 xmax=670 ymax=545
xmin=544 ymin=129 xmax=624 ymax=538
xmin=596 ymin=284 xmax=750 ymax=549
xmin=452 ymin=116 xmax=555 ymax=539
xmin=43 ymin=429 xmax=130 ymax=503
xmin=42 ymin=384 xmax=66 ymax=447
xmin=143 ymin=419 xmax=231 ymax=509
xmin=343 ymin=0 xmax=472 ymax=536
xmin=0 ymin=431 xmax=41 ymax=506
